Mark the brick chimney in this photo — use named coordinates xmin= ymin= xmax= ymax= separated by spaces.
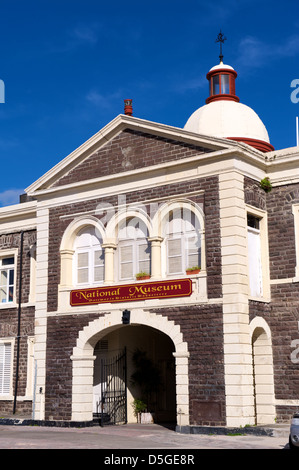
xmin=124 ymin=99 xmax=133 ymax=116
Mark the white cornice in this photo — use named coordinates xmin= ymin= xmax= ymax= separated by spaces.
xmin=0 ymin=200 xmax=36 ymax=219
xmin=0 ymin=200 xmax=37 ymax=230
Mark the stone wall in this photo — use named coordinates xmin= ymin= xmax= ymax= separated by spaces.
xmin=47 ymin=175 xmax=222 ymax=311
xmin=52 ymin=129 xmax=211 ymax=187
xmin=245 ymin=178 xmax=299 ymax=422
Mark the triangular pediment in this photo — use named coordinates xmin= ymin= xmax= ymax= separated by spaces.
xmin=25 ymin=114 xmax=237 ymax=196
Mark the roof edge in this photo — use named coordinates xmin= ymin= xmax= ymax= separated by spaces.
xmin=25 ymin=115 xmax=241 ymax=195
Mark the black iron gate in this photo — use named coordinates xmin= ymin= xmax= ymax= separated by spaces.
xmin=100 ymin=347 xmax=127 ymax=426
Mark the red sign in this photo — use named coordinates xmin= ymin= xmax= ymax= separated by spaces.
xmin=70 ymin=278 xmax=192 ymax=306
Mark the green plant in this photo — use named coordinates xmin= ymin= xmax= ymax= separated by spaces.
xmin=135 ymin=271 xmax=150 ymax=279
xmin=186 ymin=266 xmax=200 ymax=271
xmin=260 ymin=177 xmax=272 ymax=193
xmin=132 ymin=399 xmax=147 ymax=418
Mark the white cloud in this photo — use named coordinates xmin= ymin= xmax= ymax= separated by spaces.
xmin=237 ymin=34 xmax=299 ymax=70
xmin=172 ymin=76 xmax=207 ymax=94
xmin=86 ymin=89 xmax=122 ymax=109
xmin=0 ymin=189 xmax=23 ymax=207
xmin=69 ymin=24 xmax=100 ymax=46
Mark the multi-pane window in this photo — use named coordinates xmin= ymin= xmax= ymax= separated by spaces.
xmin=0 ymin=342 xmax=11 ymax=395
xmin=118 ymin=219 xmax=150 ymax=280
xmin=165 ymin=209 xmax=201 ymax=275
xmin=0 ymin=257 xmax=15 ymax=303
xmin=74 ymin=227 xmax=104 ymax=285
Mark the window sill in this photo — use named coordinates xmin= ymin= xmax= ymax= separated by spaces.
xmin=0 ymin=302 xmax=17 ymax=309
xmin=0 ymin=395 xmax=13 ymax=400
xmin=0 ymin=301 xmax=35 ymax=310
xmin=248 ymin=295 xmax=271 ymax=303
xmin=0 ymin=395 xmax=32 ymax=401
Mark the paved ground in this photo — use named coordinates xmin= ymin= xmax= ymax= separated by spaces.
xmin=0 ymin=423 xmax=292 ymax=450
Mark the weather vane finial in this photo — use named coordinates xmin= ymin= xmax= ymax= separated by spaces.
xmin=215 ymin=30 xmax=227 ymax=63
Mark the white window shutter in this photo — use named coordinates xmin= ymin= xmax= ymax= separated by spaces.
xmin=138 ymin=243 xmax=150 ymax=273
xmin=248 ymin=227 xmax=263 ymax=297
xmin=0 ymin=343 xmax=11 ymax=395
xmin=167 ymin=238 xmax=182 ymax=274
xmin=94 ymin=250 xmax=104 ymax=282
xmin=120 ymin=245 xmax=133 ymax=279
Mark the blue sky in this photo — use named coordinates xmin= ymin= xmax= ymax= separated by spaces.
xmin=0 ymin=0 xmax=299 ymax=206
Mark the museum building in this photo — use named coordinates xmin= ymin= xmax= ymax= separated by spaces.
xmin=0 ymin=55 xmax=298 ymax=429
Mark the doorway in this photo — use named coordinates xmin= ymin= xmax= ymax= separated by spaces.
xmin=93 ymin=325 xmax=176 ymax=424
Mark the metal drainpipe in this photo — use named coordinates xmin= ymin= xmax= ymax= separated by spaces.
xmin=13 ymin=230 xmax=24 ymax=415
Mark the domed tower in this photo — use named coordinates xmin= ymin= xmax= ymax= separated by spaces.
xmin=184 ymin=34 xmax=274 ymax=153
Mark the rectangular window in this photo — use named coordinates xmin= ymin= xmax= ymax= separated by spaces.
xmin=77 ymin=252 xmax=89 ymax=284
xmin=0 ymin=257 xmax=15 ymax=303
xmin=247 ymin=215 xmax=263 ymax=297
xmin=0 ymin=342 xmax=12 ymax=395
xmin=167 ymin=237 xmax=183 ymax=274
xmin=119 ymin=241 xmax=151 ymax=280
xmin=138 ymin=242 xmax=150 ymax=274
xmin=120 ymin=244 xmax=133 ymax=280
xmin=94 ymin=250 xmax=104 ymax=283
xmin=186 ymin=235 xmax=201 ymax=269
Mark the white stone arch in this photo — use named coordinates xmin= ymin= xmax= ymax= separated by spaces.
xmin=105 ymin=206 xmax=153 ymax=240
xmin=70 ymin=309 xmax=190 ymax=425
xmin=152 ymin=198 xmax=206 ymax=275
xmin=249 ymin=316 xmax=276 ymax=425
xmin=60 ymin=216 xmax=105 ymax=287
xmin=105 ymin=207 xmax=153 ymax=281
xmin=152 ymin=198 xmax=205 ymax=237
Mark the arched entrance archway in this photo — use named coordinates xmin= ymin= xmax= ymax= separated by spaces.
xmin=93 ymin=325 xmax=176 ymax=424
xmin=70 ymin=309 xmax=190 ymax=426
xmin=250 ymin=317 xmax=276 ymax=425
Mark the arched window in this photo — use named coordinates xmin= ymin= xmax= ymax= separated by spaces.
xmin=164 ymin=208 xmax=201 ymax=275
xmin=118 ymin=219 xmax=150 ymax=280
xmin=73 ymin=226 xmax=104 ymax=285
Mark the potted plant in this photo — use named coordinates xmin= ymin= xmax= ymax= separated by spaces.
xmin=135 ymin=271 xmax=151 ymax=281
xmin=130 ymin=349 xmax=162 ymax=423
xmin=186 ymin=266 xmax=201 ymax=275
xmin=132 ymin=399 xmax=147 ymax=423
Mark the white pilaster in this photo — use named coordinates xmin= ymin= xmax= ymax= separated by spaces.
xmin=33 ymin=206 xmax=49 ymax=420
xmin=219 ymin=171 xmax=255 ymax=427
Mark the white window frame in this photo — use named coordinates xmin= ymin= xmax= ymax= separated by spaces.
xmin=247 ymin=216 xmax=263 ymax=297
xmin=165 ymin=211 xmax=201 ymax=276
xmin=0 ymin=339 xmax=14 ymax=397
xmin=118 ymin=238 xmax=151 ymax=281
xmin=29 ymin=244 xmax=36 ymax=303
xmin=73 ymin=228 xmax=104 ymax=287
xmin=117 ymin=218 xmax=151 ymax=281
xmin=0 ymin=249 xmax=18 ymax=306
xmin=246 ymin=205 xmax=270 ymax=301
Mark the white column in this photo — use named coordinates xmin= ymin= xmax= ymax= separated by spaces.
xmin=219 ymin=171 xmax=255 ymax=427
xmin=148 ymin=236 xmax=163 ymax=279
xmin=102 ymin=242 xmax=116 ymax=284
xmin=173 ymin=351 xmax=190 ymax=427
xmin=71 ymin=355 xmax=96 ymax=422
